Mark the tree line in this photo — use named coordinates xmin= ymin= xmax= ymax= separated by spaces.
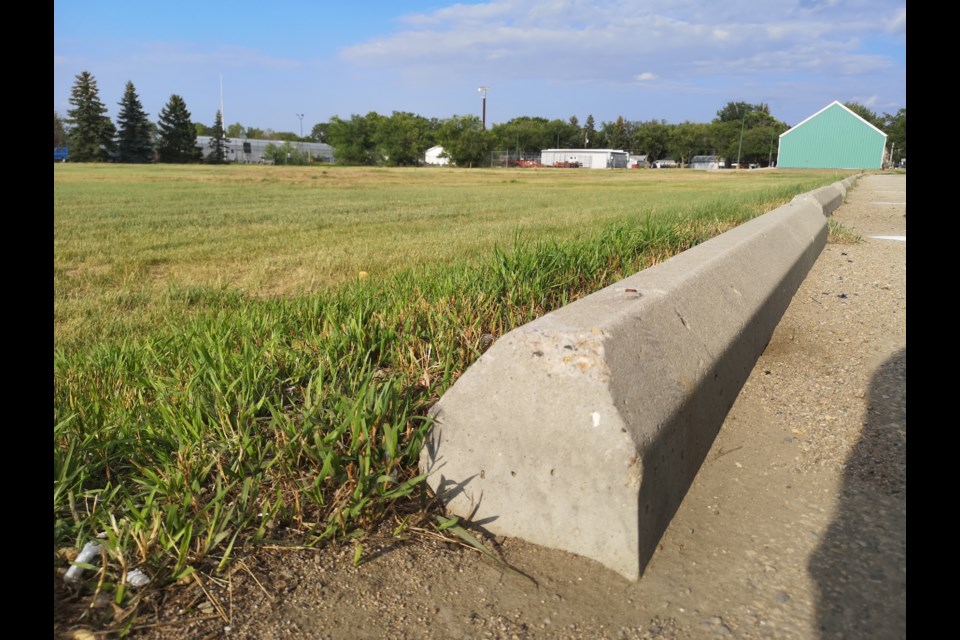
xmin=56 ymin=70 xmax=906 ymax=167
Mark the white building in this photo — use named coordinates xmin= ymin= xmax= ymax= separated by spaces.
xmin=539 ymin=149 xmax=630 ymax=169
xmin=424 ymin=146 xmax=450 ymax=166
xmin=652 ymin=158 xmax=679 ymax=169
xmin=195 ymin=136 xmax=334 ymax=163
xmin=690 ymin=155 xmax=722 ymax=170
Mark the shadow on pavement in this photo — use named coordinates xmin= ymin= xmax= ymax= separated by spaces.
xmin=809 ymin=348 xmax=906 ymax=639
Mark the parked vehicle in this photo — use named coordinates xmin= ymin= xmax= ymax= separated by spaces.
xmin=54 ymin=147 xmax=69 ymax=162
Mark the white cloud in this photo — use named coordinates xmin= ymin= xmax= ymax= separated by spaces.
xmin=340 ymin=0 xmax=904 ymax=90
xmin=887 ymin=7 xmax=906 ymax=33
xmin=55 ymin=1 xmax=905 ymax=129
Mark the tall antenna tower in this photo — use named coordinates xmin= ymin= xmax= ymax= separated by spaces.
xmin=220 ymin=73 xmax=225 ymax=124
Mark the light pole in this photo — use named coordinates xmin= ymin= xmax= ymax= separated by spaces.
xmin=296 ymin=113 xmax=304 ymax=164
xmin=478 ymin=86 xmax=489 ymax=130
xmin=736 ymin=105 xmax=746 ymax=169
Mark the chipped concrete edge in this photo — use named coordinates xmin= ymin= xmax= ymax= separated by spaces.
xmin=420 ymin=177 xmax=857 ymax=580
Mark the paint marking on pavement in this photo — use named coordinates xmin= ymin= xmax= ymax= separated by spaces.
xmin=869 ymin=235 xmax=906 ymax=242
xmin=867 ymin=201 xmax=906 ymax=205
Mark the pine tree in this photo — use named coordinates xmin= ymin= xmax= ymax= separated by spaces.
xmin=156 ymin=95 xmax=201 ymax=163
xmin=583 ymin=115 xmax=596 ymax=148
xmin=116 ymin=81 xmax=154 ymax=163
xmin=207 ymin=110 xmax=231 ymax=164
xmin=66 ymin=71 xmax=114 ymax=162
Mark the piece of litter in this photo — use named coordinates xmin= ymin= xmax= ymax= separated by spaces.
xmin=126 ymin=568 xmax=151 ymax=588
xmin=64 ymin=541 xmax=103 ymax=583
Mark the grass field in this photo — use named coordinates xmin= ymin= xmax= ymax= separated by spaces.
xmin=55 ymin=164 xmax=852 ymax=347
xmin=54 ymin=163 xmax=854 ymax=615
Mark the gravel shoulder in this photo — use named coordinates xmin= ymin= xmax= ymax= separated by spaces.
xmin=56 ymin=173 xmax=906 ymax=640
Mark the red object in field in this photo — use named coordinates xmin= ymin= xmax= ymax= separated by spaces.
xmin=514 ymin=159 xmax=543 ymax=168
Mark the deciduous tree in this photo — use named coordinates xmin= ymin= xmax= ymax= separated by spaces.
xmin=263 ymin=141 xmax=304 ymax=164
xmin=881 ymin=108 xmax=906 ymax=163
xmin=491 ymin=116 xmax=555 ymax=155
xmin=116 ymin=81 xmax=154 ymax=163
xmin=843 ymin=102 xmax=882 ymax=129
xmin=374 ymin=111 xmax=435 ymax=166
xmin=670 ymin=122 xmax=713 ymax=166
xmin=310 ymin=122 xmax=328 ymax=143
xmin=326 ymin=113 xmax=383 ymax=165
xmin=711 ymin=102 xmax=787 ymax=165
xmin=631 ymin=120 xmax=670 ymax=161
xmin=226 ymin=123 xmax=246 ymax=138
xmin=438 ymin=115 xmax=492 ymax=168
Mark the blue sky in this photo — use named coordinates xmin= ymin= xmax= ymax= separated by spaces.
xmin=54 ymin=0 xmax=906 ymax=134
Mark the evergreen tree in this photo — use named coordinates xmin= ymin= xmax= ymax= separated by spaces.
xmin=116 ymin=81 xmax=154 ymax=163
xmin=583 ymin=115 xmax=596 ymax=148
xmin=603 ymin=116 xmax=629 ymax=150
xmin=66 ymin=71 xmax=114 ymax=161
xmin=207 ymin=110 xmax=231 ymax=164
xmin=156 ymin=95 xmax=201 ymax=163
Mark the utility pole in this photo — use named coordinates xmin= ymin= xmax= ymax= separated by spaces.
xmin=736 ymin=105 xmax=746 ymax=169
xmin=296 ymin=113 xmax=304 ymax=164
xmin=478 ymin=86 xmax=489 ymax=130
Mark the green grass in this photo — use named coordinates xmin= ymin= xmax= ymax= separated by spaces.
xmin=54 ymin=164 xmax=851 ymax=618
xmin=827 ymin=218 xmax=864 ymax=244
xmin=54 ymin=164 xmax=851 ymax=348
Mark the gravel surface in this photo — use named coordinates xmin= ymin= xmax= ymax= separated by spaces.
xmin=55 ymin=173 xmax=906 ymax=640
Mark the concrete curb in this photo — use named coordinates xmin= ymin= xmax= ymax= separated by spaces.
xmin=420 ymin=179 xmax=854 ymax=580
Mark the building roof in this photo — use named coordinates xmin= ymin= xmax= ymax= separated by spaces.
xmin=780 ymin=101 xmax=887 ymax=140
xmin=541 ymin=149 xmax=629 ymax=153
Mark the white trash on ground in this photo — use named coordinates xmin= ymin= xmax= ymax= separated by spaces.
xmin=64 ymin=541 xmax=103 ymax=583
xmin=125 ymin=568 xmax=151 ymax=588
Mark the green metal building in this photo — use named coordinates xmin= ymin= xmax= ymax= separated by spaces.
xmin=777 ymin=101 xmax=887 ymax=169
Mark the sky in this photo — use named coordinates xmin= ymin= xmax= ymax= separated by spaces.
xmin=54 ymin=0 xmax=906 ymax=134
